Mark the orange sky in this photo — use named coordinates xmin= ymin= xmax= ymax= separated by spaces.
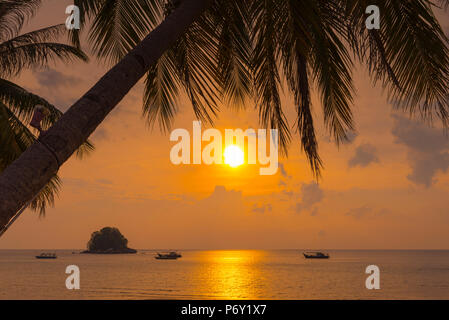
xmin=1 ymin=1 xmax=449 ymax=249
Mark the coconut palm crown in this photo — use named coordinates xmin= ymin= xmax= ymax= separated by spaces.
xmin=72 ymin=0 xmax=449 ymax=177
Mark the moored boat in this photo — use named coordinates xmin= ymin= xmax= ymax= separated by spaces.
xmin=35 ymin=253 xmax=57 ymax=259
xmin=155 ymin=251 xmax=182 ymax=260
xmin=303 ymin=251 xmax=329 ymax=259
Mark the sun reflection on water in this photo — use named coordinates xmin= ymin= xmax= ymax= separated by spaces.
xmin=193 ymin=250 xmax=266 ymax=299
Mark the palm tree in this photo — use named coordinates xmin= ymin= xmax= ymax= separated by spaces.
xmin=0 ymin=0 xmax=90 ymax=220
xmin=0 ymin=0 xmax=448 ymax=232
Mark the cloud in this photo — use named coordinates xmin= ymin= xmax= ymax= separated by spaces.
xmin=91 ymin=127 xmax=109 ymax=142
xmin=324 ymin=131 xmax=358 ymax=144
xmin=391 ymin=114 xmax=449 ymax=187
xmin=281 ymin=190 xmax=294 ymax=200
xmin=346 ymin=205 xmax=372 ymax=218
xmin=278 ymin=163 xmax=291 ymax=179
xmin=346 ymin=205 xmax=391 ymax=219
xmin=63 ymin=178 xmax=90 ymax=188
xmin=202 ymin=186 xmax=243 ymax=210
xmin=96 ymin=179 xmax=113 ymax=185
xmin=278 ymin=163 xmax=291 ymax=189
xmin=301 ymin=182 xmax=324 ymax=206
xmin=295 ymin=182 xmax=324 ymax=213
xmin=251 ymin=203 xmax=272 ymax=214
xmin=62 ymin=177 xmax=116 ymax=197
xmin=348 ymin=143 xmax=379 ymax=168
xmin=35 ymin=69 xmax=81 ymax=88
xmin=345 ymin=131 xmax=359 ymax=144
xmin=278 ymin=180 xmax=287 ymax=187
xmin=294 ymin=203 xmax=304 ymax=214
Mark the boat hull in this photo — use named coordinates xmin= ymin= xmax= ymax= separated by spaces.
xmin=35 ymin=256 xmax=57 ymax=259
xmin=303 ymin=254 xmax=329 ymax=259
xmin=155 ymin=252 xmax=182 ymax=259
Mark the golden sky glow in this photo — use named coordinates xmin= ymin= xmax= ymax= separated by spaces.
xmin=1 ymin=0 xmax=449 ymax=250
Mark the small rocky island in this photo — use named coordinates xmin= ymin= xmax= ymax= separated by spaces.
xmin=81 ymin=227 xmax=137 ymax=254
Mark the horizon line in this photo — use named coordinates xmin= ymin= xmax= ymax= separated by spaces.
xmin=2 ymin=248 xmax=449 ymax=251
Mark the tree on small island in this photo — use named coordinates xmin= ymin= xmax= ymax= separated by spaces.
xmin=82 ymin=227 xmax=137 ymax=254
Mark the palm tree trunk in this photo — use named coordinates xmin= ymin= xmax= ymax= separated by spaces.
xmin=0 ymin=0 xmax=211 ymax=232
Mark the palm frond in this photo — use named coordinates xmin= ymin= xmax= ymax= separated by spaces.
xmin=0 ymin=24 xmax=69 ymax=48
xmin=0 ymin=78 xmax=94 ymax=158
xmin=29 ymin=174 xmax=61 ymax=216
xmin=309 ymin=0 xmax=355 ymax=144
xmin=383 ymin=0 xmax=449 ymax=124
xmin=87 ymin=0 xmax=163 ymax=64
xmin=346 ymin=0 xmax=449 ymax=125
xmin=143 ymin=51 xmax=180 ymax=131
xmin=0 ymin=35 xmax=88 ymax=77
xmin=212 ymin=0 xmax=252 ymax=109
xmin=0 ymin=0 xmax=41 ymax=41
xmin=279 ymin=0 xmax=323 ymax=177
xmin=0 ymin=101 xmax=35 ymax=168
xmin=70 ymin=0 xmax=105 ymax=47
xmin=435 ymin=0 xmax=449 ymax=9
xmin=250 ymin=0 xmax=291 ymax=155
xmin=168 ymin=9 xmax=222 ymax=125
xmin=0 ymin=101 xmax=61 ymax=215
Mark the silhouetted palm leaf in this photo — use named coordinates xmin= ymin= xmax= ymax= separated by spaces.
xmin=0 ymin=24 xmax=88 ymax=77
xmin=0 ymin=79 xmax=94 ymax=157
xmin=0 ymin=0 xmax=41 ymax=40
xmin=0 ymin=101 xmax=61 ymax=214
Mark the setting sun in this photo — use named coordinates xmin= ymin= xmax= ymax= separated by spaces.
xmin=224 ymin=145 xmax=244 ymax=168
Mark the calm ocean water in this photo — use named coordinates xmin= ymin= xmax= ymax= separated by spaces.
xmin=1 ymin=250 xmax=448 ymax=299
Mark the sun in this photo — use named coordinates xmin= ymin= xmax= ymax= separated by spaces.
xmin=224 ymin=145 xmax=244 ymax=168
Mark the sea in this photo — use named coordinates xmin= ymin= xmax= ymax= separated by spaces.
xmin=0 ymin=250 xmax=448 ymax=299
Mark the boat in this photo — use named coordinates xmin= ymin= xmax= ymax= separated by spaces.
xmin=35 ymin=252 xmax=57 ymax=259
xmin=303 ymin=251 xmax=329 ymax=259
xmin=155 ymin=251 xmax=182 ymax=260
